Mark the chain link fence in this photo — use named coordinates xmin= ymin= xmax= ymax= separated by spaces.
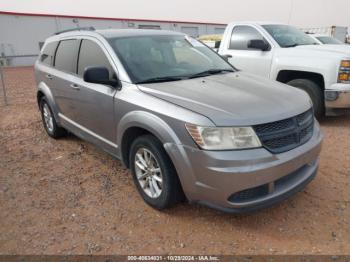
xmin=0 ymin=55 xmax=38 ymax=106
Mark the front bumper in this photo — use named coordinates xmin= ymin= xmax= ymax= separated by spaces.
xmin=325 ymin=83 xmax=350 ymax=109
xmin=165 ymin=122 xmax=323 ymax=213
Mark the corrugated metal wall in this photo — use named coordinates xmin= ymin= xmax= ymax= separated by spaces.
xmin=0 ymin=14 xmax=226 ymax=66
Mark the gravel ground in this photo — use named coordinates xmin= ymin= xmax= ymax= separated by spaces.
xmin=0 ymin=67 xmax=350 ymax=255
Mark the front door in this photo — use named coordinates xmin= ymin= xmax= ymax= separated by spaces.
xmin=73 ymin=38 xmax=117 ymax=145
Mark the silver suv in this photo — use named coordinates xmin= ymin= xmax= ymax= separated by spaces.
xmin=35 ymin=28 xmax=323 ymax=213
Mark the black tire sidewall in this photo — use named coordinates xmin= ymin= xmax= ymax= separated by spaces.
xmin=39 ymin=97 xmax=63 ymax=138
xmin=129 ymin=135 xmax=181 ymax=210
xmin=287 ymin=79 xmax=324 ymax=118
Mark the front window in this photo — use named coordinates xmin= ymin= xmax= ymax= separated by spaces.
xmin=107 ymin=35 xmax=234 ymax=84
xmin=229 ymin=25 xmax=266 ymax=50
xmin=316 ymin=36 xmax=343 ymax=45
xmin=262 ymin=24 xmax=319 ymax=48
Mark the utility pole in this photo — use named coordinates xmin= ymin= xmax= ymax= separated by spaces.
xmin=288 ymin=0 xmax=295 ymax=25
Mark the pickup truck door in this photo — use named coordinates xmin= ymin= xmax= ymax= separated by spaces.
xmin=221 ymin=25 xmax=273 ymax=78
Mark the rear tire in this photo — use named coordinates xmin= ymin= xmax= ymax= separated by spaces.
xmin=40 ymin=97 xmax=67 ymax=138
xmin=287 ymin=79 xmax=324 ymax=118
xmin=129 ymin=135 xmax=185 ymax=210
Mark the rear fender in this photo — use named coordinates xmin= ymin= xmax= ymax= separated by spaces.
xmin=37 ymin=82 xmax=60 ymax=124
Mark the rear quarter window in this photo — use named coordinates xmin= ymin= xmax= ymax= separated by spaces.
xmin=54 ymin=39 xmax=80 ymax=74
xmin=40 ymin=41 xmax=58 ymax=66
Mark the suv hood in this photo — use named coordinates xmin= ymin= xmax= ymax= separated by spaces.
xmin=137 ymin=72 xmax=311 ymax=126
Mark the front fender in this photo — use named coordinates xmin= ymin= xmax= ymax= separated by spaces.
xmin=270 ymin=55 xmax=338 ymax=88
xmin=117 ymin=111 xmax=198 ymax=199
xmin=117 ymin=110 xmax=182 ymax=148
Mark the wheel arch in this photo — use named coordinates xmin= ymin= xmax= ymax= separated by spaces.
xmin=117 ymin=111 xmax=182 ymax=168
xmin=276 ymin=70 xmax=325 ymax=91
xmin=36 ymin=82 xmax=60 ymax=123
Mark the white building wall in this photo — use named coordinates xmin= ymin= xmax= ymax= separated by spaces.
xmin=1 ymin=0 xmax=350 ymax=27
xmin=0 ymin=14 xmax=226 ymax=66
xmin=1 ymin=0 xmax=349 ymax=65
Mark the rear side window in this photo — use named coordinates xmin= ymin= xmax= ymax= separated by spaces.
xmin=54 ymin=39 xmax=80 ymax=74
xmin=40 ymin=41 xmax=58 ymax=66
xmin=229 ymin=26 xmax=265 ymax=50
xmin=77 ymin=39 xmax=114 ymax=79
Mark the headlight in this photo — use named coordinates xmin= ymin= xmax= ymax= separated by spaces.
xmin=338 ymin=60 xmax=350 ymax=83
xmin=185 ymin=124 xmax=261 ymax=150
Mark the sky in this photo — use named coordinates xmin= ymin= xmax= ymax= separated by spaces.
xmin=0 ymin=0 xmax=349 ymax=28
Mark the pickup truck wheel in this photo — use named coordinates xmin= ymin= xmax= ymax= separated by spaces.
xmin=40 ymin=97 xmax=67 ymax=138
xmin=129 ymin=135 xmax=185 ymax=210
xmin=286 ymin=79 xmax=324 ymax=118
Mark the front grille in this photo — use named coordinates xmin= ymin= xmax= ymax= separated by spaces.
xmin=253 ymin=109 xmax=314 ymax=154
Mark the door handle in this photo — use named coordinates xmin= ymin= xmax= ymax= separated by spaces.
xmin=45 ymin=74 xmax=53 ymax=80
xmin=70 ymin=83 xmax=80 ymax=90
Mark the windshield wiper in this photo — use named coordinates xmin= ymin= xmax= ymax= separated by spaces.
xmin=284 ymin=43 xmax=299 ymax=48
xmin=284 ymin=43 xmax=319 ymax=48
xmin=136 ymin=69 xmax=234 ymax=83
xmin=136 ymin=76 xmax=185 ymax=84
xmin=187 ymin=69 xmax=234 ymax=79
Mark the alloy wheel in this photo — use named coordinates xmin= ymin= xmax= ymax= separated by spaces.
xmin=134 ymin=148 xmax=163 ymax=198
xmin=42 ymin=103 xmax=54 ymax=133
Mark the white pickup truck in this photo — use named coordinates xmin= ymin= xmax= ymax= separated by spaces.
xmin=218 ymin=22 xmax=350 ymax=117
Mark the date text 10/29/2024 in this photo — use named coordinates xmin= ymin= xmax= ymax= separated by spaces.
xmin=128 ymin=256 xmax=220 ymax=261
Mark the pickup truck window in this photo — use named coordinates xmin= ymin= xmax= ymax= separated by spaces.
xmin=108 ymin=35 xmax=233 ymax=83
xmin=54 ymin=39 xmax=80 ymax=74
xmin=229 ymin=26 xmax=265 ymax=50
xmin=262 ymin=24 xmax=319 ymax=48
xmin=316 ymin=36 xmax=343 ymax=45
xmin=77 ymin=39 xmax=114 ymax=80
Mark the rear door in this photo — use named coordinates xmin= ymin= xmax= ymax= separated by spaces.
xmin=222 ymin=25 xmax=273 ymax=78
xmin=52 ymin=39 xmax=81 ymax=121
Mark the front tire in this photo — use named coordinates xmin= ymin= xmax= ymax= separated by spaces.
xmin=129 ymin=135 xmax=184 ymax=210
xmin=287 ymin=79 xmax=324 ymax=118
xmin=40 ymin=97 xmax=66 ymax=138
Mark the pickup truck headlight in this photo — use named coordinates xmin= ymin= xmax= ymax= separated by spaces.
xmin=185 ymin=124 xmax=261 ymax=150
xmin=338 ymin=60 xmax=350 ymax=83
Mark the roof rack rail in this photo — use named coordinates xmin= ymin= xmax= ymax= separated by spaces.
xmin=54 ymin=26 xmax=95 ymax=35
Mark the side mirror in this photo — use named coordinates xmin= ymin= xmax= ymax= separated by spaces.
xmin=83 ymin=66 xmax=120 ymax=88
xmin=221 ymin=54 xmax=232 ymax=62
xmin=214 ymin=41 xmax=221 ymax=49
xmin=247 ymin=39 xmax=270 ymax=51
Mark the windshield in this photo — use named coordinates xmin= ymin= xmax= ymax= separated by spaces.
xmin=262 ymin=24 xmax=319 ymax=48
xmin=107 ymin=35 xmax=234 ymax=83
xmin=316 ymin=36 xmax=343 ymax=45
